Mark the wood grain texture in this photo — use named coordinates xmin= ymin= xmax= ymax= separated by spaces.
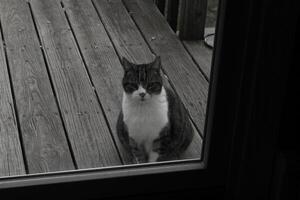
xmin=30 ymin=0 xmax=121 ymax=168
xmin=122 ymin=0 xmax=209 ymax=135
xmin=0 ymin=14 xmax=25 ymax=177
xmin=183 ymin=40 xmax=212 ymax=80
xmin=93 ymin=0 xmax=155 ymax=64
xmin=0 ymin=0 xmax=75 ymax=174
xmin=178 ymin=0 xmax=207 ymax=40
xmin=93 ymin=0 xmax=202 ymax=159
xmin=61 ymin=0 xmax=133 ymax=164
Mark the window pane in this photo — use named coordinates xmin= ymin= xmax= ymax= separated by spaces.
xmin=0 ymin=0 xmax=218 ymax=179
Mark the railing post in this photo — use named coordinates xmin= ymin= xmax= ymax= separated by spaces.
xmin=178 ymin=0 xmax=208 ymax=40
xmin=164 ymin=0 xmax=179 ymax=32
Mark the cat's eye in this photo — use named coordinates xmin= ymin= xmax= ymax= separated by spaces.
xmin=147 ymin=82 xmax=161 ymax=91
xmin=124 ymin=83 xmax=138 ymax=92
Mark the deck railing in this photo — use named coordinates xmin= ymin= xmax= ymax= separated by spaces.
xmin=154 ymin=0 xmax=208 ymax=40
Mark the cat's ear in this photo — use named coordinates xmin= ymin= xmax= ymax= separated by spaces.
xmin=152 ymin=56 xmax=161 ymax=71
xmin=121 ymin=57 xmax=132 ymax=71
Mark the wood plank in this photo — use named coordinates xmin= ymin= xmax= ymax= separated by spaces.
xmin=30 ymin=0 xmax=122 ymax=168
xmin=93 ymin=0 xmax=155 ymax=64
xmin=178 ymin=0 xmax=207 ymax=40
xmin=93 ymin=0 xmax=202 ymax=160
xmin=61 ymin=0 xmax=133 ymax=164
xmin=122 ymin=0 xmax=209 ymax=135
xmin=0 ymin=17 xmax=25 ymax=178
xmin=183 ymin=40 xmax=212 ymax=80
xmin=0 ymin=0 xmax=75 ymax=174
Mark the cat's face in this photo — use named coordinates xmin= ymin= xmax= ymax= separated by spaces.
xmin=122 ymin=57 xmax=163 ymax=102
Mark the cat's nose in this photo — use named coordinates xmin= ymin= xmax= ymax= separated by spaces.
xmin=139 ymin=92 xmax=146 ymax=98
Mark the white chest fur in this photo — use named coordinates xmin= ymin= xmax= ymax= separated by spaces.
xmin=122 ymin=88 xmax=169 ymax=153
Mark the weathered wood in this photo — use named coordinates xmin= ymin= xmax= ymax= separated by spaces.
xmin=183 ymin=40 xmax=212 ymax=80
xmin=164 ymin=0 xmax=179 ymax=32
xmin=122 ymin=0 xmax=209 ymax=135
xmin=93 ymin=0 xmax=202 ymax=159
xmin=0 ymin=0 xmax=75 ymax=174
xmin=30 ymin=0 xmax=122 ymax=168
xmin=61 ymin=0 xmax=133 ymax=164
xmin=178 ymin=0 xmax=207 ymax=40
xmin=0 ymin=17 xmax=25 ymax=178
xmin=93 ymin=0 xmax=155 ymax=64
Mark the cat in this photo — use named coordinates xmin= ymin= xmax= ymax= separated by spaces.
xmin=116 ymin=56 xmax=193 ymax=163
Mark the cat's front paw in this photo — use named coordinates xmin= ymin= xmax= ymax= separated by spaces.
xmin=129 ymin=137 xmax=147 ymax=163
xmin=132 ymin=147 xmax=147 ymax=163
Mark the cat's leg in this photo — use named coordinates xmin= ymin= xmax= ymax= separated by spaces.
xmin=151 ymin=135 xmax=179 ymax=162
xmin=117 ymin=112 xmax=137 ymax=162
xmin=129 ymin=137 xmax=147 ymax=163
xmin=145 ymin=140 xmax=160 ymax=162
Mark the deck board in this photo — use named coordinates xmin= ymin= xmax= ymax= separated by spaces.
xmin=122 ymin=0 xmax=209 ymax=136
xmin=0 ymin=0 xmax=75 ymax=173
xmin=183 ymin=40 xmax=212 ymax=80
xmin=0 ymin=11 xmax=25 ymax=176
xmin=61 ymin=0 xmax=133 ymax=164
xmin=30 ymin=0 xmax=122 ymax=168
xmin=93 ymin=0 xmax=155 ymax=64
xmin=93 ymin=0 xmax=202 ymax=159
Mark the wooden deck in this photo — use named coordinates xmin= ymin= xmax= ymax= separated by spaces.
xmin=0 ymin=0 xmax=211 ymax=177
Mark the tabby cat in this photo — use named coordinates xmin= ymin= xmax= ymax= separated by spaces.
xmin=117 ymin=56 xmax=193 ymax=163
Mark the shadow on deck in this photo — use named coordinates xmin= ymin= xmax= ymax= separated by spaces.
xmin=0 ymin=0 xmax=212 ymax=177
